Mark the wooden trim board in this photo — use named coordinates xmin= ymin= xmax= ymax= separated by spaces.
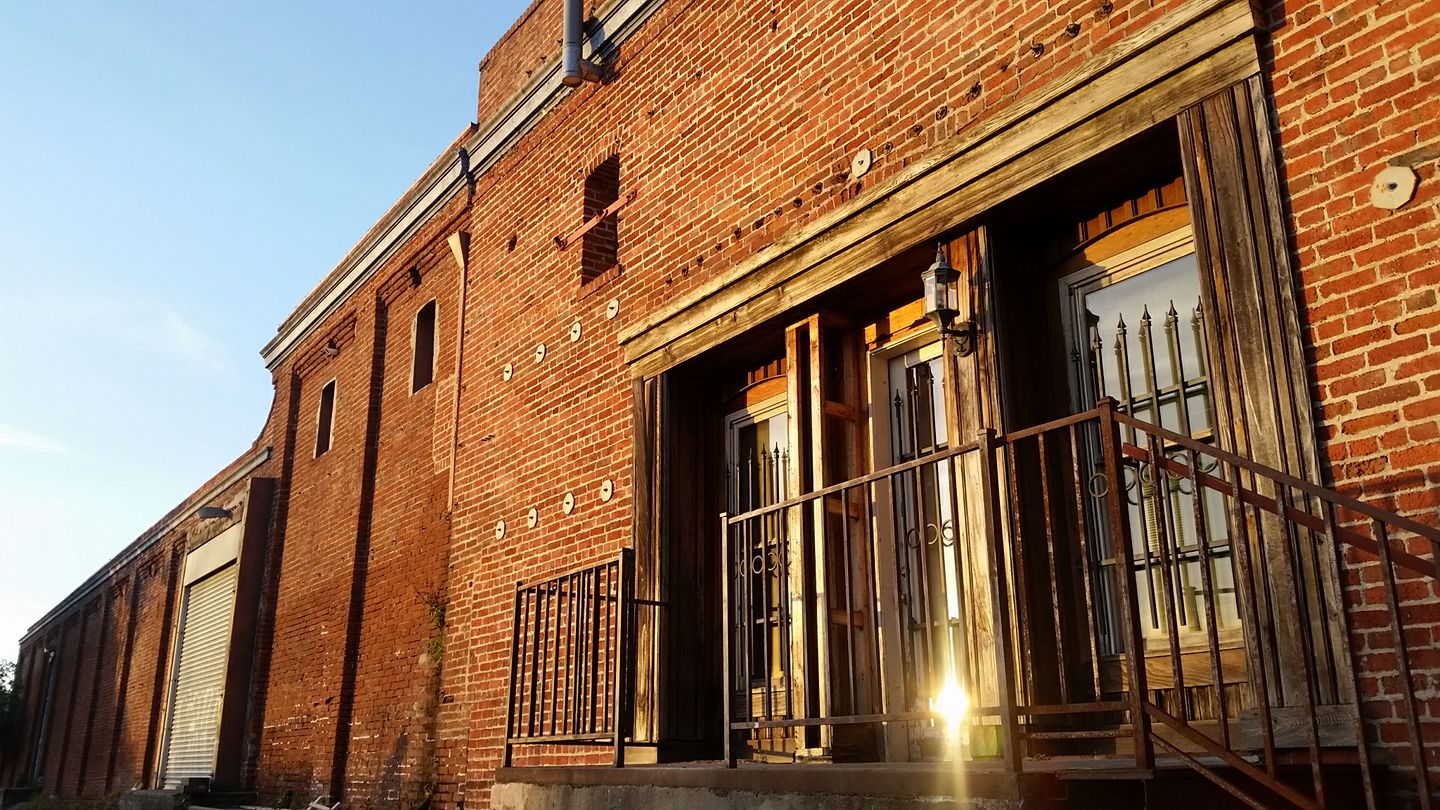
xmin=621 ymin=0 xmax=1260 ymax=377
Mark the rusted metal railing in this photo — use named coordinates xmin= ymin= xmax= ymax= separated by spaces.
xmin=721 ymin=435 xmax=1008 ymax=765
xmin=502 ymin=549 xmax=636 ymax=767
xmin=718 ymin=400 xmax=1439 ymax=808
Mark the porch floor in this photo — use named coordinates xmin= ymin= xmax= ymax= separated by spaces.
xmin=494 ymin=755 xmax=1356 ymax=810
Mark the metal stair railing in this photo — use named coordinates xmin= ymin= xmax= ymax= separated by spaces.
xmin=995 ymin=398 xmax=1438 ymax=809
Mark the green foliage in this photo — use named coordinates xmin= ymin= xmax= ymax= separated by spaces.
xmin=414 ymin=585 xmax=448 ymax=665
xmin=0 ymin=659 xmax=25 ymax=764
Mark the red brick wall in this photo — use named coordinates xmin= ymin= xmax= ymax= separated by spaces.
xmin=10 ymin=476 xmax=261 ymax=801
xmin=111 ymin=547 xmax=182 ymax=793
xmin=476 ymin=0 xmax=558 ymax=125
xmin=12 ymin=0 xmax=1437 ymax=806
xmin=442 ymin=0 xmax=1239 ymax=800
xmin=253 ymin=193 xmax=469 ymax=808
xmin=337 ymin=236 xmax=462 ymax=807
xmin=1265 ymin=0 xmax=1440 ymax=796
xmin=1270 ymin=0 xmax=1439 ymax=511
xmin=40 ymin=616 xmax=80 ymax=791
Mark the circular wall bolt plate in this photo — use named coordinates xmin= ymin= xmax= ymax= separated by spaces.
xmin=1371 ymin=165 xmax=1419 ymax=210
xmin=502 ymin=362 xmax=514 ymax=381
xmin=562 ymin=492 xmax=576 ymax=514
xmin=605 ymin=298 xmax=620 ymax=320
xmin=570 ymin=320 xmax=583 ymax=342
xmin=494 ymin=520 xmax=507 ymax=540
xmin=526 ymin=507 xmax=539 ymax=528
xmin=851 ymin=148 xmax=873 ymax=179
xmin=534 ymin=343 xmax=547 ymax=363
xmin=599 ymin=478 xmax=614 ymax=502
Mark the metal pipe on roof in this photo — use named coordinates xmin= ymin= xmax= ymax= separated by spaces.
xmin=562 ymin=0 xmax=602 ymax=87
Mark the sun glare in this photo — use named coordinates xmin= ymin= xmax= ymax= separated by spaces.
xmin=933 ymin=679 xmax=969 ymax=730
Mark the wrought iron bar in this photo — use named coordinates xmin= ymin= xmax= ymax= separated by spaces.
xmin=980 ymin=428 xmax=1022 ymax=771
xmin=1277 ymin=479 xmax=1328 ymax=808
xmin=721 ymin=512 xmax=735 ymax=768
xmin=1036 ymin=432 xmax=1070 ymax=704
xmin=1185 ymin=446 xmax=1229 ymax=748
xmin=1068 ymin=422 xmax=1105 ymax=700
xmin=1098 ymin=398 xmax=1152 ymax=770
xmin=1375 ymin=520 xmax=1432 ymax=810
xmin=1144 ymin=431 xmax=1188 ymax=720
xmin=1005 ymin=444 xmax=1037 ymax=706
xmin=502 ymin=551 xmax=638 ymax=766
xmin=1325 ymin=502 xmax=1377 ymax=810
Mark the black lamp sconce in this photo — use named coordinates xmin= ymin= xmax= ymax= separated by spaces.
xmin=921 ymin=242 xmax=977 ymax=357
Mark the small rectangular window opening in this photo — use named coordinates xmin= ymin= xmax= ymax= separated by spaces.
xmin=315 ymin=380 xmax=336 ymax=457
xmin=581 ymin=154 xmax=621 ymax=283
xmin=412 ymin=300 xmax=438 ymax=393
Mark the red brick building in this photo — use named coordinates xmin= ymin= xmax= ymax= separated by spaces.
xmin=3 ymin=0 xmax=1437 ymax=807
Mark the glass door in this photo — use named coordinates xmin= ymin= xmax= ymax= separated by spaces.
xmin=725 ymin=399 xmax=791 ymax=712
xmin=884 ymin=342 xmax=968 ymax=720
xmin=1060 ymin=231 xmax=1240 ymax=652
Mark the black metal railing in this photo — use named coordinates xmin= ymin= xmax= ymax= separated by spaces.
xmin=502 ymin=549 xmax=636 ymax=767
xmin=718 ymin=399 xmax=1440 ymax=809
xmin=1103 ymin=404 xmax=1439 ymax=809
xmin=720 ymin=434 xmax=1004 ymax=764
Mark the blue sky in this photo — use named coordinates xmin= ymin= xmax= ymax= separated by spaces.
xmin=0 ymin=2 xmax=524 ymax=661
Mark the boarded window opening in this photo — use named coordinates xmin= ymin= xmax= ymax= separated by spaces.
xmin=315 ymin=379 xmax=336 ymax=457
xmin=412 ymin=300 xmax=437 ymax=393
xmin=581 ymin=154 xmax=621 ymax=283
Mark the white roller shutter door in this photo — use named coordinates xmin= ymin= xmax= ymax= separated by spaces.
xmin=160 ymin=562 xmax=238 ymax=788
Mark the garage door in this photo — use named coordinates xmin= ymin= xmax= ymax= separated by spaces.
xmin=159 ymin=562 xmax=238 ymax=788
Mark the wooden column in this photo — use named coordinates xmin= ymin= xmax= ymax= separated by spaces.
xmin=1179 ymin=76 xmax=1343 ymax=715
xmin=941 ymin=226 xmax=1009 ymax=755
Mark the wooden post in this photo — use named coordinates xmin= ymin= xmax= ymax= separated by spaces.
xmin=613 ymin=549 xmax=634 ymax=767
xmin=978 ymin=428 xmax=1021 ymax=772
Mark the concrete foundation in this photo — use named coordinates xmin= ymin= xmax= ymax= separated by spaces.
xmin=492 ymin=764 xmax=1048 ymax=810
xmin=119 ymin=790 xmax=187 ymax=810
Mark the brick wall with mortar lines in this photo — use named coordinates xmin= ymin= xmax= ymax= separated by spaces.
xmin=476 ymin=0 xmax=560 ymax=125
xmin=9 ymin=0 xmax=1438 ymax=805
xmin=253 ymin=190 xmax=470 ymax=808
xmin=111 ymin=547 xmax=183 ymax=794
xmin=439 ymin=0 xmax=1241 ymax=800
xmin=80 ymin=586 xmax=126 ymax=798
xmin=1265 ymin=0 xmax=1440 ymax=792
xmin=7 ymin=509 xmax=254 ymax=801
xmin=63 ymin=603 xmax=101 ymax=795
xmin=5 ymin=404 xmax=273 ymax=799
xmin=256 ymin=315 xmax=376 ymax=799
xmin=334 ymin=233 xmax=464 ymax=807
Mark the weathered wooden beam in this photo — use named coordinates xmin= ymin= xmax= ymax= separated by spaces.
xmin=622 ymin=0 xmax=1258 ymax=377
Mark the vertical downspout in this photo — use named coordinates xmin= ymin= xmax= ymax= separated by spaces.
xmin=29 ymin=647 xmax=58 ymax=784
xmin=444 ymin=144 xmax=472 ymax=511
xmin=441 ymin=148 xmax=472 ymax=805
xmin=445 ymin=225 xmax=470 ymax=510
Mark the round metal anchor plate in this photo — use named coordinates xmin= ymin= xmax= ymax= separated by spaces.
xmin=605 ymin=298 xmax=620 ymax=320
xmin=1371 ymin=165 xmax=1418 ymax=210
xmin=599 ymin=478 xmax=614 ymax=502
xmin=570 ymin=320 xmax=583 ymax=342
xmin=494 ymin=519 xmax=507 ymax=540
xmin=851 ymin=148 xmax=873 ymax=179
xmin=502 ymin=362 xmax=514 ymax=381
xmin=562 ymin=491 xmax=576 ymax=515
xmin=534 ymin=343 xmax=547 ymax=363
xmin=526 ymin=507 xmax=539 ymax=528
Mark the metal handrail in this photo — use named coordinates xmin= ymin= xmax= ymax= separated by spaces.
xmin=715 ymin=399 xmax=1436 ymax=808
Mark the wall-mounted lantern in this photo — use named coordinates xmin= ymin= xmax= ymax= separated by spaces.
xmin=921 ymin=243 xmax=976 ymax=356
